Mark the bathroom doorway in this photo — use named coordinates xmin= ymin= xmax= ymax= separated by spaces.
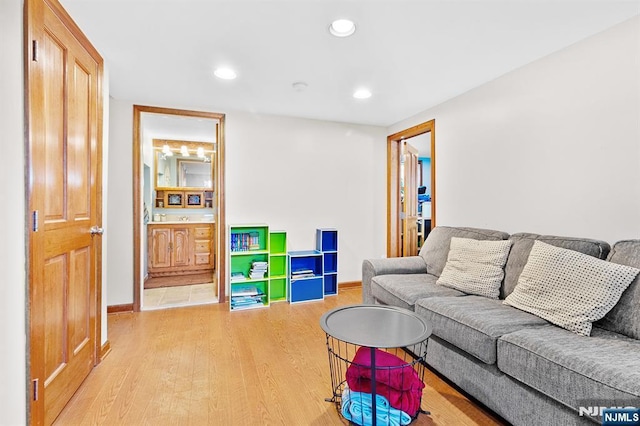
xmin=132 ymin=105 xmax=226 ymax=311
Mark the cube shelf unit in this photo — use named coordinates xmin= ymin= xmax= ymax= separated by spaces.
xmin=316 ymin=228 xmax=338 ymax=296
xmin=228 ymin=224 xmax=289 ymax=311
xmin=288 ymin=250 xmax=324 ymax=303
xmin=268 ymin=231 xmax=288 ymax=303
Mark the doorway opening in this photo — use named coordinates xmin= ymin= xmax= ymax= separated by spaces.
xmin=133 ymin=106 xmax=226 ymax=311
xmin=387 ymin=120 xmax=435 ymax=257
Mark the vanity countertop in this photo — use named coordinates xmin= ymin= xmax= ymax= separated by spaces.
xmin=148 ymin=220 xmax=214 ymax=225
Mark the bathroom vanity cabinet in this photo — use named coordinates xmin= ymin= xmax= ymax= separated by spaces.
xmin=147 ymin=223 xmax=215 ymax=277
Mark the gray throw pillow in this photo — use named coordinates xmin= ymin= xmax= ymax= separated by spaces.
xmin=436 ymin=237 xmax=512 ymax=299
xmin=504 ymin=241 xmax=640 ymax=336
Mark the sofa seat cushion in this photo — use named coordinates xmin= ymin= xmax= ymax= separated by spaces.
xmin=497 ymin=326 xmax=640 ymax=410
xmin=370 ymin=274 xmax=465 ymax=310
xmin=415 ymin=296 xmax=549 ymax=364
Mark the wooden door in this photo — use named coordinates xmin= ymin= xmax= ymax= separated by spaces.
xmin=172 ymin=228 xmax=191 ymax=267
xmin=402 ymin=143 xmax=419 ymax=256
xmin=150 ymin=228 xmax=172 ymax=269
xmin=387 ymin=121 xmax=435 ymax=258
xmin=26 ymin=0 xmax=103 ymax=424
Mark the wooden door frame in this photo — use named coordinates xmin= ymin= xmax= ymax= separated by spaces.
xmin=25 ymin=0 xmax=104 ymax=422
xmin=387 ymin=120 xmax=435 ymax=257
xmin=132 ymin=105 xmax=226 ymax=311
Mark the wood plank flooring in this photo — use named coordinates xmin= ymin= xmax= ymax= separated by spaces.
xmin=54 ymin=288 xmax=506 ymax=425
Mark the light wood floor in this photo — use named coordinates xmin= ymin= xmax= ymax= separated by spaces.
xmin=54 ymin=288 xmax=506 ymax=425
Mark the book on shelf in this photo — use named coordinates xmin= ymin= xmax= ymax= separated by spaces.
xmin=231 ymin=285 xmax=263 ymax=296
xmin=230 ymin=272 xmax=247 ymax=282
xmin=249 ymin=260 xmax=268 ymax=279
xmin=291 ymin=269 xmax=315 ymax=279
xmin=230 ymin=287 xmax=266 ymax=308
xmin=231 ymin=232 xmax=262 ymax=252
xmin=231 ymin=297 xmax=265 ymax=308
xmin=249 ymin=232 xmax=260 ymax=250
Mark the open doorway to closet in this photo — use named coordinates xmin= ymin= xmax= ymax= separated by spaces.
xmin=387 ymin=120 xmax=435 ymax=257
xmin=132 ymin=105 xmax=226 ymax=311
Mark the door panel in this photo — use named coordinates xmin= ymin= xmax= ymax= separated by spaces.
xmin=172 ymin=229 xmax=190 ymax=267
xmin=69 ymin=60 xmax=92 ymax=218
xmin=43 ymin=255 xmax=66 ymax=381
xmin=69 ymin=247 xmax=91 ymax=352
xmin=402 ymin=143 xmax=419 ymax=257
xmin=150 ymin=228 xmax=171 ymax=268
xmin=43 ymin=31 xmax=66 ymax=221
xmin=27 ymin=0 xmax=103 ymax=424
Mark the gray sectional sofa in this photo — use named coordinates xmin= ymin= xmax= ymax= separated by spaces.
xmin=362 ymin=226 xmax=640 ymax=425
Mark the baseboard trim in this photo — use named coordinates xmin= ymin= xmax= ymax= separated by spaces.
xmin=100 ymin=340 xmax=112 ymax=361
xmin=339 ymin=281 xmax=361 ymax=289
xmin=107 ymin=303 xmax=134 ymax=313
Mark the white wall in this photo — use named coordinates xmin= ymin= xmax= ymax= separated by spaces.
xmin=389 ymin=16 xmax=640 ymax=244
xmin=101 ymin=71 xmax=110 ymax=344
xmin=225 ymin=112 xmax=388 ymax=278
xmin=0 ymin=0 xmax=27 ymax=423
xmin=107 ymin=102 xmax=387 ymax=304
xmin=107 ymin=98 xmax=135 ymax=305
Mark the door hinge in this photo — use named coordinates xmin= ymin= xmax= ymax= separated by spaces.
xmin=32 ymin=378 xmax=38 ymax=401
xmin=32 ymin=40 xmax=38 ymax=62
xmin=32 ymin=210 xmax=38 ymax=232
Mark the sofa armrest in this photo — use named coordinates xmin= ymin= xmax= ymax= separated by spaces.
xmin=361 ymin=256 xmax=428 ymax=304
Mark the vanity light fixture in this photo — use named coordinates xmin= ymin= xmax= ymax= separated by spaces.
xmin=353 ymin=88 xmax=372 ymax=99
xmin=329 ymin=19 xmax=356 ymax=37
xmin=162 ymin=144 xmax=173 ymax=156
xmin=180 ymin=145 xmax=190 ymax=156
xmin=196 ymin=147 xmax=205 ymax=158
xmin=214 ymin=67 xmax=237 ymax=80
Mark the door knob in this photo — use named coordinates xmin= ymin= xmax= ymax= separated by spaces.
xmin=90 ymin=226 xmax=104 ymax=235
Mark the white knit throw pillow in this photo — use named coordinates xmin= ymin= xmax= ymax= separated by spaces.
xmin=504 ymin=241 xmax=640 ymax=336
xmin=436 ymin=237 xmax=512 ymax=299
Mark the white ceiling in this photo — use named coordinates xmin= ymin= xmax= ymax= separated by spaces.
xmin=61 ymin=0 xmax=640 ymax=127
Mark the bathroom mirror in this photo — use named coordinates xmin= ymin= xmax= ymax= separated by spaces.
xmin=154 ymin=139 xmax=214 ymax=189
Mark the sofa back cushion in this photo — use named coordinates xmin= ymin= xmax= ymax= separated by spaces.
xmin=502 ymin=233 xmax=610 ymax=299
xmin=596 ymin=240 xmax=640 ymax=339
xmin=419 ymin=226 xmax=510 ymax=277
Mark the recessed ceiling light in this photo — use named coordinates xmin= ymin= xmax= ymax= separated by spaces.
xmin=353 ymin=88 xmax=372 ymax=99
xmin=292 ymin=81 xmax=308 ymax=92
xmin=329 ymin=19 xmax=356 ymax=37
xmin=214 ymin=67 xmax=237 ymax=80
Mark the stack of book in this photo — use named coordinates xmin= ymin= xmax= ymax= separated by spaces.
xmin=230 ymin=285 xmax=266 ymax=309
xmin=249 ymin=261 xmax=268 ymax=279
xmin=291 ymin=269 xmax=315 ymax=280
xmin=230 ymin=272 xmax=246 ymax=282
xmin=230 ymin=232 xmax=261 ymax=252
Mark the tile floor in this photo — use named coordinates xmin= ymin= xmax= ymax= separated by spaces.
xmin=143 ymin=283 xmax=218 ymax=310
